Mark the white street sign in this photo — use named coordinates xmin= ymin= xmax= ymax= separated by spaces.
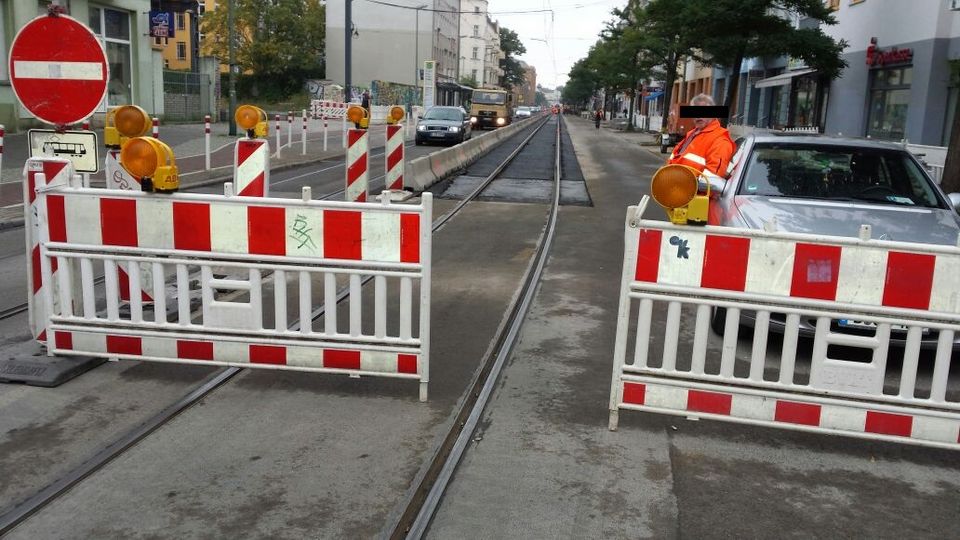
xmin=423 ymin=60 xmax=436 ymax=109
xmin=28 ymin=129 xmax=100 ymax=173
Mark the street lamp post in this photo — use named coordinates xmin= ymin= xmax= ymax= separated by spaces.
xmin=414 ymin=4 xmax=427 ymax=97
xmin=227 ymin=0 xmax=237 ymax=135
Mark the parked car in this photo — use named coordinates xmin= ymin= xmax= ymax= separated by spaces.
xmin=415 ymin=106 xmax=473 ymax=146
xmin=707 ymin=133 xmax=960 ymax=346
xmin=515 ymin=106 xmax=532 ymax=119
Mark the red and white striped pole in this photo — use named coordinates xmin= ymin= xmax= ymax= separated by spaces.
xmin=287 ymin=110 xmax=293 ymax=148
xmin=345 ymin=128 xmax=369 ymax=202
xmin=275 ymin=114 xmax=281 ymax=157
xmin=301 ymin=109 xmax=307 ymax=155
xmin=323 ymin=114 xmax=328 ymax=152
xmin=341 ymin=106 xmax=347 ymax=149
xmin=385 ymin=123 xmax=405 ymax=192
xmin=152 ymin=117 xmax=159 ymax=139
xmin=0 ymin=125 xmax=5 ymax=180
xmin=204 ymin=115 xmax=211 ymax=170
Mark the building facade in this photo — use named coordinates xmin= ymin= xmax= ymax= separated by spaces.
xmin=0 ymin=0 xmax=163 ymax=131
xmin=482 ymin=14 xmax=502 ymax=87
xmin=327 ymin=0 xmax=460 ymax=95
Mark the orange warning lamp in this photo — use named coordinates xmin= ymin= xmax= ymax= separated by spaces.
xmin=347 ymin=105 xmax=369 ymax=129
xmin=120 ymin=137 xmax=179 ymax=193
xmin=650 ymin=164 xmax=709 ymax=225
xmin=235 ymin=105 xmax=268 ymax=138
xmin=105 ymin=105 xmax=151 ymax=148
xmin=387 ymin=106 xmax=405 ymax=124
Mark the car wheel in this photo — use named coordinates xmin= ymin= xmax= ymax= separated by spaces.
xmin=710 ymin=307 xmax=727 ymax=336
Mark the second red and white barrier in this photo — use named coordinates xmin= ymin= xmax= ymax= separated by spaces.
xmin=234 ymin=138 xmax=270 ymax=197
xmin=385 ymin=123 xmax=405 ymax=192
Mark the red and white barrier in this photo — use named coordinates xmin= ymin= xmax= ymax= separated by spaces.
xmin=23 ymin=158 xmax=75 ymax=342
xmin=385 ymin=124 xmax=405 ymax=192
xmin=346 ymin=128 xmax=369 ymax=202
xmin=104 ymin=150 xmax=139 ymax=190
xmin=608 ymin=196 xmax=960 ymax=450
xmin=310 ymin=100 xmax=348 ymax=119
xmin=234 ymin=138 xmax=270 ymax=197
xmin=34 ymin=186 xmax=434 ymax=400
xmin=152 ymin=117 xmax=159 ymax=139
xmin=204 ymin=115 xmax=211 ymax=171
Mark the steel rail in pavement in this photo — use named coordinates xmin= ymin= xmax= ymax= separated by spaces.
xmin=0 ymin=116 xmax=552 ymax=534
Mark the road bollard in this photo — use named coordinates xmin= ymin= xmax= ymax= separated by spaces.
xmin=287 ymin=110 xmax=293 ymax=149
xmin=301 ymin=109 xmax=307 ymax=155
xmin=323 ymin=115 xmax=328 ymax=152
xmin=275 ymin=114 xmax=281 ymax=157
xmin=80 ymin=121 xmax=91 ymax=187
xmin=204 ymin=115 xmax=211 ymax=171
xmin=152 ymin=117 xmax=159 ymax=139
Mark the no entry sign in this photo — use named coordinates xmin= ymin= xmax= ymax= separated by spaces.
xmin=8 ymin=15 xmax=109 ymax=126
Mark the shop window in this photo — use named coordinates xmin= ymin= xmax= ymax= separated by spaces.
xmin=867 ymin=66 xmax=911 ymax=140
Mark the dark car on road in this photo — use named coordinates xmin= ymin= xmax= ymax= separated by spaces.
xmin=415 ymin=106 xmax=473 ymax=146
xmin=707 ymin=133 xmax=960 ymax=347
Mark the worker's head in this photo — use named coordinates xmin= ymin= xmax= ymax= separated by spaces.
xmin=690 ymin=93 xmax=715 ymax=130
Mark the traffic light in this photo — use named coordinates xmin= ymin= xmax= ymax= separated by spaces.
xmin=650 ymin=164 xmax=709 ymax=225
xmin=120 ymin=136 xmax=179 ymax=193
xmin=235 ymin=105 xmax=269 ymax=138
xmin=105 ymin=105 xmax=151 ymax=148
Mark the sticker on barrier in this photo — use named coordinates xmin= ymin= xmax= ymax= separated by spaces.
xmin=34 ymin=185 xmax=434 ymax=400
xmin=608 ymin=196 xmax=960 ymax=449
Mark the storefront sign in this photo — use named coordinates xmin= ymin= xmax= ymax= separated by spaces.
xmin=149 ymin=11 xmax=175 ymax=38
xmin=866 ymin=38 xmax=912 ymax=67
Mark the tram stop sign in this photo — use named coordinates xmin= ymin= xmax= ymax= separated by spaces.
xmin=8 ymin=14 xmax=109 ymax=126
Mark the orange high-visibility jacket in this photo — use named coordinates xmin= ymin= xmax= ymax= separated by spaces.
xmin=668 ymin=119 xmax=736 ymax=177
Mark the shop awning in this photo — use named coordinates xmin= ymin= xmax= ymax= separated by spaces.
xmin=644 ymin=91 xmax=663 ymax=101
xmin=754 ymin=68 xmax=817 ymax=89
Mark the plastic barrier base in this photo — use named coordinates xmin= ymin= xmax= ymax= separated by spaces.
xmin=0 ymin=355 xmax=105 ymax=387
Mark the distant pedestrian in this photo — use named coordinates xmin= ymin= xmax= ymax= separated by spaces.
xmin=594 ymin=109 xmax=603 ymax=129
xmin=623 ymin=108 xmax=628 ymax=118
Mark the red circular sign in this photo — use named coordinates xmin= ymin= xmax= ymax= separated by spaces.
xmin=8 ymin=15 xmax=109 ymax=126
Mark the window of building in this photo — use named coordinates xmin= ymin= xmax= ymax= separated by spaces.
xmin=472 ymin=47 xmax=479 ymax=59
xmin=176 ymin=12 xmax=185 ymax=31
xmin=827 ymin=0 xmax=840 ymax=10
xmin=472 ymin=69 xmax=478 ymax=80
xmin=177 ymin=42 xmax=187 ymax=60
xmin=473 ymin=25 xmax=479 ymax=37
xmin=474 ymin=6 xmax=479 ymax=12
xmin=90 ymin=6 xmax=133 ymax=106
xmin=867 ymin=66 xmax=911 ymax=140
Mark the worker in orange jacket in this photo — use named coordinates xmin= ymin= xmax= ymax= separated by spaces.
xmin=667 ymin=93 xmax=735 ymax=179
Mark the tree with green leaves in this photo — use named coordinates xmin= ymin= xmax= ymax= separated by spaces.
xmin=498 ymin=27 xmax=527 ymax=89
xmin=690 ymin=0 xmax=846 ymax=121
xmin=202 ymin=0 xmax=325 ymax=101
xmin=562 ymin=57 xmax=600 ymax=110
xmin=459 ymin=75 xmax=479 ymax=89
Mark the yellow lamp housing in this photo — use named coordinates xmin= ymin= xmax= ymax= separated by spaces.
xmin=347 ymin=105 xmax=369 ymax=129
xmin=235 ymin=105 xmax=269 ymax=138
xmin=120 ymin=137 xmax=179 ymax=193
xmin=650 ymin=164 xmax=710 ymax=225
xmin=104 ymin=105 xmax=151 ymax=148
xmin=387 ymin=105 xmax=405 ymax=124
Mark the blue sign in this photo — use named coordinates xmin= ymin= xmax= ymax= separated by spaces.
xmin=149 ymin=11 xmax=174 ymax=39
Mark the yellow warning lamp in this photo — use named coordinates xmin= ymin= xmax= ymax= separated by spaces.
xmin=120 ymin=137 xmax=179 ymax=193
xmin=387 ymin=106 xmax=405 ymax=124
xmin=235 ymin=105 xmax=269 ymax=138
xmin=105 ymin=105 xmax=151 ymax=148
xmin=347 ymin=105 xmax=369 ymax=129
xmin=650 ymin=164 xmax=710 ymax=225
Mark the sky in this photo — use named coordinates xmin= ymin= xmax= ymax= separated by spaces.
xmin=488 ymin=0 xmax=626 ymax=90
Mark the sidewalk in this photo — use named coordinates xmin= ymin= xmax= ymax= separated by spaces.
xmin=0 ymin=119 xmax=412 ymax=230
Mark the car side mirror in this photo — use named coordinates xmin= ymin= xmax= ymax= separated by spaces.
xmin=949 ymin=192 xmax=960 ymax=211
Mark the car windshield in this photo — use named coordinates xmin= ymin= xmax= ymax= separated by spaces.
xmin=518 ymin=107 xmax=531 ymax=112
xmin=472 ymin=91 xmax=506 ymax=105
xmin=738 ymin=143 xmax=944 ymax=208
xmin=423 ymin=108 xmax=463 ymax=121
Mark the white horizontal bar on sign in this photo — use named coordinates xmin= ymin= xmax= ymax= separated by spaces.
xmin=46 ymin=247 xmax=424 ymax=275
xmin=208 ymin=278 xmax=253 ymax=291
xmin=629 ymin=286 xmax=960 ymax=326
xmin=49 ymin=321 xmax=422 ymax=350
xmin=14 ymin=60 xmax=104 ymax=80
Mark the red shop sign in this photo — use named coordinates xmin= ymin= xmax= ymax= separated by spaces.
xmin=866 ymin=38 xmax=913 ymax=67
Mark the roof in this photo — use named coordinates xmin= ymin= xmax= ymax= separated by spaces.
xmin=745 ymin=133 xmax=907 ymax=150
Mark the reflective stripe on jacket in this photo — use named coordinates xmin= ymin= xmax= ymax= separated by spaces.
xmin=668 ymin=119 xmax=735 ymax=177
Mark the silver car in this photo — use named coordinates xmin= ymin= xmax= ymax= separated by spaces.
xmin=708 ymin=133 xmax=960 ymax=346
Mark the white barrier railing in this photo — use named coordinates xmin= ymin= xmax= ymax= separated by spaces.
xmin=34 ymin=181 xmax=433 ymax=400
xmin=609 ymin=197 xmax=960 ymax=449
